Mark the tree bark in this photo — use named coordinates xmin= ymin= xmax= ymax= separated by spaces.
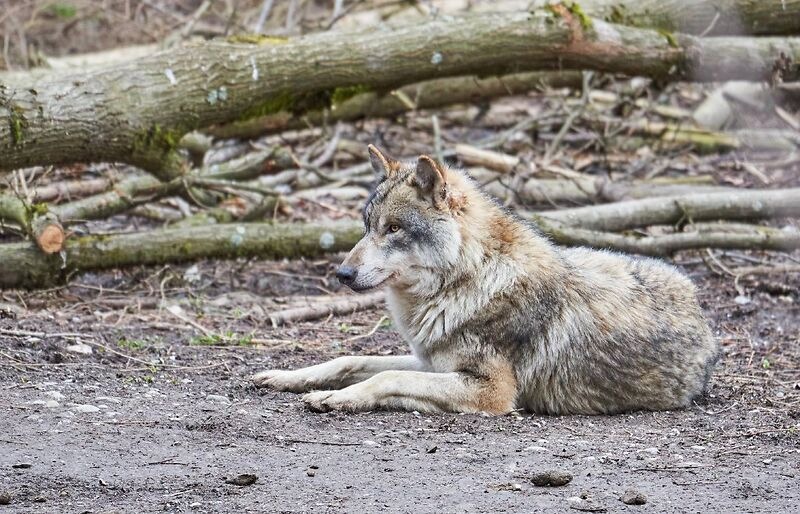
xmin=3 ymin=10 xmax=800 ymax=174
xmin=29 ymin=177 xmax=115 ymax=203
xmin=530 ymin=0 xmax=800 ymax=37
xmin=484 ymin=176 xmax=741 ymax=206
xmin=0 ymin=193 xmax=28 ymax=229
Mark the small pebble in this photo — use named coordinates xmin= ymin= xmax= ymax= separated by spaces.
xmin=568 ymin=495 xmax=606 ymax=512
xmin=206 ymin=394 xmax=230 ymax=404
xmin=73 ymin=404 xmax=100 ymax=413
xmin=530 ymin=470 xmax=572 ymax=487
xmin=44 ymin=400 xmax=59 ymax=409
xmin=66 ymin=343 xmax=93 ymax=355
xmin=225 ymin=474 xmax=257 ymax=486
xmin=492 ymin=482 xmax=522 ymax=492
xmin=0 ymin=491 xmax=11 ymax=505
xmin=620 ymin=489 xmax=647 ymax=505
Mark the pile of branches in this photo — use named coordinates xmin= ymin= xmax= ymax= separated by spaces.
xmin=1 ymin=0 xmax=800 ymax=289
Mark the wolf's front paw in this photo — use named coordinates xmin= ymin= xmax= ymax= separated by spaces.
xmin=252 ymin=370 xmax=311 ymax=393
xmin=302 ymin=390 xmax=371 ymax=413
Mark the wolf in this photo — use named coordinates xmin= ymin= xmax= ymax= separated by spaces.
xmin=253 ymin=145 xmax=719 ymax=415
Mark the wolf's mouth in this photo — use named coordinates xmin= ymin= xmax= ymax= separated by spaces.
xmin=347 ymin=273 xmax=393 ymax=292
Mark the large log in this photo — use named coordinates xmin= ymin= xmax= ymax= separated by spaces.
xmin=3 ymin=10 xmax=800 ymax=175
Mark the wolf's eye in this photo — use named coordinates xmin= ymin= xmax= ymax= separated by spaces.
xmin=387 ymin=224 xmax=401 ymax=234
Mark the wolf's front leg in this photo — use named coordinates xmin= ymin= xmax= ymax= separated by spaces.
xmin=302 ymin=368 xmax=517 ymax=415
xmin=252 ymin=355 xmax=423 ymax=393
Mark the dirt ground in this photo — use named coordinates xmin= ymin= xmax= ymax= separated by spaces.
xmin=1 ymin=256 xmax=798 ymax=514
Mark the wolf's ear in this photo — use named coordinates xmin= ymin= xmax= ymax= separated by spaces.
xmin=414 ymin=155 xmax=449 ymax=208
xmin=414 ymin=155 xmax=445 ymax=191
xmin=367 ymin=144 xmax=397 ymax=178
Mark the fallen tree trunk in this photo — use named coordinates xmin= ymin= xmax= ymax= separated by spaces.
xmin=4 ymin=184 xmax=800 ymax=288
xmin=3 ymin=214 xmax=797 ymax=289
xmin=3 ymin=10 xmax=800 ymax=175
xmin=0 ymin=222 xmax=363 ymax=289
xmin=534 ymin=188 xmax=800 ymax=231
xmin=530 ymin=0 xmax=800 ymax=37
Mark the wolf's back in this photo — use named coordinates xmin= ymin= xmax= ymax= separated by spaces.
xmin=513 ymin=246 xmax=718 ymax=415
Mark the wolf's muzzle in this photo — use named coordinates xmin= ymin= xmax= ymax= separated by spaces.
xmin=335 ymin=265 xmax=358 ymax=286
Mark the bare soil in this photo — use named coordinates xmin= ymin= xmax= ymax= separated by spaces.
xmin=1 ymin=257 xmax=798 ymax=513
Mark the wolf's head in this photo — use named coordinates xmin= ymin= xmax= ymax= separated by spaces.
xmin=336 ymin=145 xmax=473 ymax=293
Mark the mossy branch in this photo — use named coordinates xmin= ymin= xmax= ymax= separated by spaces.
xmin=0 ymin=193 xmax=65 ymax=253
xmin=0 ymin=221 xmax=364 ymax=289
xmin=209 ymin=71 xmax=583 ymax=140
xmin=533 ymin=188 xmax=800 ymax=232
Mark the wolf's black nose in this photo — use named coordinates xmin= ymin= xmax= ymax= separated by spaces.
xmin=336 ymin=266 xmax=357 ymax=284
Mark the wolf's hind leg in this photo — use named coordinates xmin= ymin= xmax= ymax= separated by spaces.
xmin=252 ymin=355 xmax=423 ymax=393
xmin=302 ymin=366 xmax=517 ymax=415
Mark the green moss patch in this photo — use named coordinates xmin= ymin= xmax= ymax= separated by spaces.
xmin=567 ymin=2 xmax=593 ymax=30
xmin=132 ymin=124 xmax=185 ymax=160
xmin=331 ymin=85 xmax=372 ymax=107
xmin=8 ymin=106 xmax=26 ymax=147
xmin=545 ymin=2 xmax=593 ymax=32
xmin=226 ymin=34 xmax=289 ymax=45
xmin=658 ymin=29 xmax=679 ymax=48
